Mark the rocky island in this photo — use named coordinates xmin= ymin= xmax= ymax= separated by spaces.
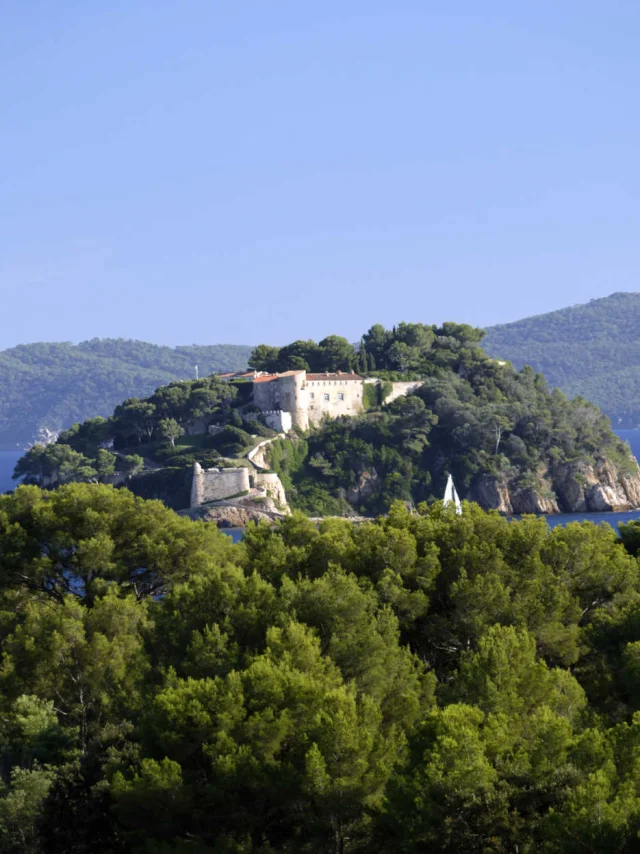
xmin=12 ymin=321 xmax=640 ymax=520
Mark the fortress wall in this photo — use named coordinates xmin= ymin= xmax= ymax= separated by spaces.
xmin=262 ymin=410 xmax=292 ymax=432
xmin=384 ymin=381 xmax=424 ymax=404
xmin=306 ymin=378 xmax=364 ymax=424
xmin=190 ymin=462 xmax=205 ymax=508
xmin=252 ymin=372 xmax=365 ymax=430
xmin=192 ymin=466 xmax=251 ymax=505
xmin=252 ymin=381 xmax=278 ymax=412
xmin=280 ymin=374 xmax=309 ymax=430
xmin=253 ymin=374 xmax=308 ymax=430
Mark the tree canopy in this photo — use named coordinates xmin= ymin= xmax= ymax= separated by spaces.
xmin=266 ymin=323 xmax=634 ymax=516
xmin=2 ymin=485 xmax=640 ymax=850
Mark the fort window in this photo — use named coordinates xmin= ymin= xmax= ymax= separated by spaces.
xmin=338 ymin=393 xmax=344 ymax=401
xmin=310 ymin=392 xmax=315 ymax=399
xmin=323 ymin=393 xmax=329 ymax=401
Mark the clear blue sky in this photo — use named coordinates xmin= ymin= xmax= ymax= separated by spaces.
xmin=2 ymin=1 xmax=639 ymax=349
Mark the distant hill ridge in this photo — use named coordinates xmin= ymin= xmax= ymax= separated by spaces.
xmin=483 ymin=292 xmax=640 ymax=427
xmin=0 ymin=338 xmax=252 ymax=447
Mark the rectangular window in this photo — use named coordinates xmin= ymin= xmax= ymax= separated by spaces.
xmin=323 ymin=393 xmax=329 ymax=401
xmin=338 ymin=393 xmax=344 ymax=401
xmin=310 ymin=392 xmax=315 ymax=399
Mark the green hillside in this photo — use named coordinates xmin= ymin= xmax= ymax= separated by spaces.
xmin=263 ymin=324 xmax=635 ymax=516
xmin=482 ymin=292 xmax=640 ymax=426
xmin=17 ymin=322 xmax=638 ymax=517
xmin=0 ymin=338 xmax=252 ymax=448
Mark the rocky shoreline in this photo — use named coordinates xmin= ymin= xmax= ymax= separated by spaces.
xmin=467 ymin=457 xmax=640 ymax=515
xmin=184 ymin=454 xmax=640 ymax=527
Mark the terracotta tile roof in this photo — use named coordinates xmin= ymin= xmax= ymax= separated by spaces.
xmin=306 ymin=373 xmax=363 ymax=381
xmin=252 ymin=370 xmax=305 ymax=383
xmin=251 ymin=370 xmax=362 ymax=383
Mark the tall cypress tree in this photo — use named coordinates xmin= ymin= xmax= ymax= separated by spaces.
xmin=358 ymin=341 xmax=368 ymax=375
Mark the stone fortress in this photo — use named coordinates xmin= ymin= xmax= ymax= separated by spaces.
xmin=218 ymin=369 xmax=423 ymax=432
xmin=251 ymin=370 xmax=365 ymax=431
xmin=191 ymin=370 xmax=424 ymax=512
xmin=190 ymin=462 xmax=287 ymax=511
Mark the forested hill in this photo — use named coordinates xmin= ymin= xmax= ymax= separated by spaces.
xmin=0 ymin=338 xmax=252 ymax=448
xmin=482 ymin=292 xmax=640 ymax=427
xmin=18 ymin=322 xmax=640 ymax=518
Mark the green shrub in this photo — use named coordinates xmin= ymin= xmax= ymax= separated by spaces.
xmin=248 ymin=421 xmax=279 ymax=439
xmin=127 ymin=466 xmax=192 ymax=510
xmin=363 ymin=383 xmax=379 ymax=410
xmin=209 ymin=426 xmax=254 ymax=457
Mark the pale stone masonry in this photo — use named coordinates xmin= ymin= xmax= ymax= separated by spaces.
xmin=190 ymin=462 xmax=288 ymax=510
xmin=251 ymin=370 xmax=365 ymax=431
xmin=218 ymin=369 xmax=423 ymax=432
xmin=190 ymin=463 xmax=250 ymax=506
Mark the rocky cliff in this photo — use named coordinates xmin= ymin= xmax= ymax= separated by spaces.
xmin=182 ymin=504 xmax=283 ymax=527
xmin=466 ymin=456 xmax=640 ymax=515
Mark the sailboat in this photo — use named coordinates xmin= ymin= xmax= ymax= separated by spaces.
xmin=443 ymin=474 xmax=462 ymax=515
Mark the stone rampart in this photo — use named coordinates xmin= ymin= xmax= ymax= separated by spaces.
xmin=384 ymin=381 xmax=424 ymax=404
xmin=305 ymin=376 xmax=363 ymax=424
xmin=190 ymin=463 xmax=251 ymax=507
xmin=262 ymin=410 xmax=292 ymax=432
xmin=252 ymin=372 xmax=309 ymax=430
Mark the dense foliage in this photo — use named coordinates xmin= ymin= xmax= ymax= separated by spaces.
xmin=3 ymin=484 xmax=640 ymax=851
xmin=267 ymin=324 xmax=631 ymax=516
xmin=248 ymin=321 xmax=477 ymax=376
xmin=0 ymin=338 xmax=252 ymax=447
xmin=14 ymin=321 xmax=634 ymax=518
xmin=483 ymin=291 xmax=640 ymax=427
xmin=12 ymin=375 xmax=263 ymax=507
xmin=249 ymin=335 xmax=358 ymax=373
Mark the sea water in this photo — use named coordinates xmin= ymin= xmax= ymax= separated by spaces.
xmin=0 ymin=450 xmax=22 ymax=494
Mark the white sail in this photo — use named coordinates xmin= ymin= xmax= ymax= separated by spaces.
xmin=443 ymin=474 xmax=454 ymax=505
xmin=453 ymin=482 xmax=462 ymax=515
xmin=444 ymin=474 xmax=463 ymax=515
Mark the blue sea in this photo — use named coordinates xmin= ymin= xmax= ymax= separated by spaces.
xmin=0 ymin=450 xmax=22 ymax=495
xmin=3 ymin=430 xmax=640 ymax=536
